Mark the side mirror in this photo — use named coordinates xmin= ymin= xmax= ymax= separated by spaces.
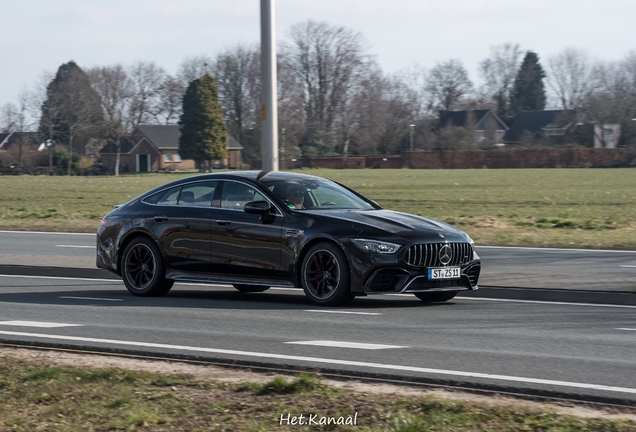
xmin=244 ymin=200 xmax=276 ymax=224
xmin=244 ymin=200 xmax=271 ymax=214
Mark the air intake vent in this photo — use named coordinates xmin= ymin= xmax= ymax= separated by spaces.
xmin=405 ymin=242 xmax=472 ymax=268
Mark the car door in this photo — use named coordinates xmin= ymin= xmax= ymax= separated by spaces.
xmin=146 ymin=180 xmax=220 ymax=274
xmin=209 ymin=180 xmax=284 ymax=278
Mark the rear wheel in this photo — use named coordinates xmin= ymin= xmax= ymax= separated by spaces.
xmin=121 ymin=237 xmax=173 ymax=297
xmin=233 ymin=284 xmax=270 ymax=293
xmin=301 ymin=242 xmax=353 ymax=306
xmin=414 ymin=291 xmax=458 ymax=302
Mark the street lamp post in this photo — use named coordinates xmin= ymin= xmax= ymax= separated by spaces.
xmin=260 ymin=0 xmax=278 ymax=171
xmin=409 ymin=124 xmax=415 ymax=152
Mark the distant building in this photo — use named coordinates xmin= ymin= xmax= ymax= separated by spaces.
xmin=99 ymin=124 xmax=243 ymax=173
xmin=504 ymin=110 xmax=598 ymax=147
xmin=435 ymin=110 xmax=509 ymax=145
xmin=0 ymin=132 xmax=41 ymax=151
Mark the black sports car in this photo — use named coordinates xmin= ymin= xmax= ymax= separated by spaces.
xmin=96 ymin=171 xmax=481 ymax=305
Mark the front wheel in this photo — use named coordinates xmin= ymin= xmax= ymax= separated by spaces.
xmin=414 ymin=291 xmax=458 ymax=303
xmin=121 ymin=237 xmax=173 ymax=297
xmin=233 ymin=284 xmax=270 ymax=293
xmin=301 ymin=242 xmax=353 ymax=306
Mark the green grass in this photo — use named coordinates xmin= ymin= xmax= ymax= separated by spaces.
xmin=1 ymin=353 xmax=634 ymax=431
xmin=0 ymin=168 xmax=635 ymax=248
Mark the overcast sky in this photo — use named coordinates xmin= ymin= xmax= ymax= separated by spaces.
xmin=2 ymin=0 xmax=635 ymax=108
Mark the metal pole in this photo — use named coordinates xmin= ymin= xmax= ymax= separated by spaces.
xmin=260 ymin=0 xmax=279 ymax=172
xmin=409 ymin=124 xmax=415 ymax=152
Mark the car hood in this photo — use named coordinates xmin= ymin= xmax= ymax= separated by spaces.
xmin=304 ymin=209 xmax=468 ymax=241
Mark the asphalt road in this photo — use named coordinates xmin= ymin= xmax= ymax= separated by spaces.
xmin=0 ymin=231 xmax=635 ymax=403
xmin=0 ymin=230 xmax=635 ymax=291
xmin=0 ymin=275 xmax=634 ymax=404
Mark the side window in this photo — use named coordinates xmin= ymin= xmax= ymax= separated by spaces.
xmin=143 ymin=190 xmax=166 ymax=204
xmin=156 ymin=186 xmax=181 ymax=206
xmin=178 ymin=181 xmax=217 ymax=207
xmin=221 ymin=182 xmax=263 ymax=210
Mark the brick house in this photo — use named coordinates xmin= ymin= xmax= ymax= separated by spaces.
xmin=99 ymin=125 xmax=243 ymax=173
xmin=435 ymin=110 xmax=509 ymax=144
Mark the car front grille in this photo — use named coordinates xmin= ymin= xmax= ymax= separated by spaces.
xmin=405 ymin=242 xmax=473 ymax=268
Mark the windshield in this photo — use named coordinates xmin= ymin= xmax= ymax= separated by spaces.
xmin=261 ymin=178 xmax=375 ymax=211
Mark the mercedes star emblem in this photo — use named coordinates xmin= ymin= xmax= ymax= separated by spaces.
xmin=439 ymin=244 xmax=453 ymax=265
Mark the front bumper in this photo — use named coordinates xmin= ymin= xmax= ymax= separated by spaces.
xmin=343 ymin=239 xmax=481 ymax=295
xmin=362 ymin=262 xmax=480 ymax=294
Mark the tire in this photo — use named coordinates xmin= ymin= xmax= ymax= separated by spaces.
xmin=301 ymin=242 xmax=353 ymax=306
xmin=414 ymin=291 xmax=458 ymax=303
xmin=233 ymin=284 xmax=270 ymax=293
xmin=121 ymin=237 xmax=174 ymax=297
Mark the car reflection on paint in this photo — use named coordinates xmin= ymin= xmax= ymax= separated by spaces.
xmin=96 ymin=171 xmax=481 ymax=306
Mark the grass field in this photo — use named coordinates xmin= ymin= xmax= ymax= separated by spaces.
xmin=0 ymin=168 xmax=635 ymax=249
xmin=1 ymin=351 xmax=634 ymax=431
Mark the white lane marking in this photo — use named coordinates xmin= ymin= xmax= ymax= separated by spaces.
xmin=616 ymin=328 xmax=636 ymax=331
xmin=0 ymin=321 xmax=82 ymax=328
xmin=0 ymin=230 xmax=93 ymax=236
xmin=286 ymin=340 xmax=405 ymax=349
xmin=59 ymin=296 xmax=123 ymax=302
xmin=476 ymin=245 xmax=636 ymax=254
xmin=461 ymin=297 xmax=636 ymax=309
xmin=619 ymin=265 xmax=636 ymax=268
xmin=304 ymin=310 xmax=381 ymax=316
xmin=56 ymin=245 xmax=95 ymax=249
xmin=0 ymin=274 xmax=118 ymax=283
xmin=0 ymin=330 xmax=634 ymax=395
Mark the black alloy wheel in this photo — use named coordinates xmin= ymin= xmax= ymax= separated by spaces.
xmin=414 ymin=291 xmax=458 ymax=302
xmin=233 ymin=284 xmax=270 ymax=293
xmin=301 ymin=242 xmax=353 ymax=306
xmin=121 ymin=237 xmax=174 ymax=297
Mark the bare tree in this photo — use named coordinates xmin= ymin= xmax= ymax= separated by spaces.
xmin=212 ymin=44 xmax=259 ymax=151
xmin=0 ymin=90 xmax=31 ymax=167
xmin=478 ymin=43 xmax=522 ymax=118
xmin=152 ymin=75 xmax=185 ymax=125
xmin=425 ymin=59 xmax=473 ymax=112
xmin=281 ymin=20 xmax=370 ymax=156
xmin=277 ymin=51 xmax=304 ymax=162
xmin=128 ymin=61 xmax=167 ymax=127
xmin=87 ymin=64 xmax=133 ymax=176
xmin=30 ymin=71 xmax=57 ymax=173
xmin=547 ymin=47 xmax=593 ymax=110
xmin=345 ymin=66 xmax=389 ymax=154
xmin=0 ymin=103 xmax=17 ymax=133
xmin=587 ymin=55 xmax=636 ymax=147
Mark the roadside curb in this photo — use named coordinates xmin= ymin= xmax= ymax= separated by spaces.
xmin=2 ymin=265 xmax=635 ymax=306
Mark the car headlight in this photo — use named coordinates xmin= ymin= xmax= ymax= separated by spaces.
xmin=351 ymin=239 xmax=401 ymax=254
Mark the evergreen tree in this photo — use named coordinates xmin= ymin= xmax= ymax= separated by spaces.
xmin=179 ymin=74 xmax=227 ymax=169
xmin=509 ymin=51 xmax=546 ymax=116
xmin=39 ymin=61 xmax=104 ymax=175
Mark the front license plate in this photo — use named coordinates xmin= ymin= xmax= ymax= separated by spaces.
xmin=428 ymin=267 xmax=460 ymax=279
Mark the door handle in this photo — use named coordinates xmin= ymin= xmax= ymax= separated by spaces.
xmin=216 ymin=219 xmax=231 ymax=226
xmin=153 ymin=215 xmax=168 ymax=222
